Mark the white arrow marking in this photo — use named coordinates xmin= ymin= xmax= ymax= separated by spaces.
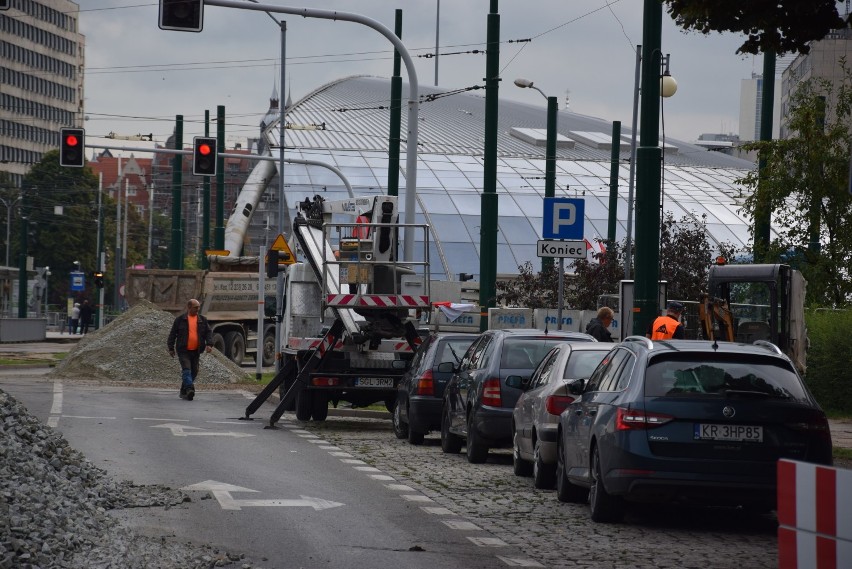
xmin=181 ymin=480 xmax=344 ymax=511
xmin=151 ymin=423 xmax=255 ymax=438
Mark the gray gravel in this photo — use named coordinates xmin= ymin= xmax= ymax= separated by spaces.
xmin=2 ymin=302 xmax=261 ymax=568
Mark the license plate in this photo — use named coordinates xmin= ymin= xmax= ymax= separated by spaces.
xmin=355 ymin=377 xmax=394 ymax=388
xmin=694 ymin=423 xmax=763 ymax=442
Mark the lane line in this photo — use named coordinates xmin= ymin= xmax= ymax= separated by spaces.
xmin=47 ymin=381 xmax=63 ymax=427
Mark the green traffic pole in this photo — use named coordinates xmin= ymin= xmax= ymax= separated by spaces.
xmin=542 ymin=96 xmax=557 ymax=273
xmin=387 ymin=9 xmax=402 ymax=198
xmin=754 ymin=50 xmax=775 ymax=263
xmin=170 ymin=116 xmax=183 ymax=270
xmin=479 ymin=0 xmax=500 ymax=332
xmin=215 ymin=106 xmax=225 ymax=250
xmin=202 ymin=110 xmax=211 ymax=269
xmin=632 ymin=0 xmax=663 ymax=335
xmin=17 ymin=205 xmax=27 ymax=318
xmin=607 ymin=121 xmax=621 ymax=245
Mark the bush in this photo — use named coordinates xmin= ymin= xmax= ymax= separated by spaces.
xmin=804 ymin=309 xmax=852 ymax=414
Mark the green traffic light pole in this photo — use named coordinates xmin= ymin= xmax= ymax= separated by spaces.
xmin=632 ymin=0 xmax=663 ymax=335
xmin=480 ymin=0 xmax=500 ymax=332
xmin=170 ymin=116 xmax=183 ymax=270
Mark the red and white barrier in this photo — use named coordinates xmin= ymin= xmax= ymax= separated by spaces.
xmin=326 ymin=294 xmax=430 ymax=308
xmin=777 ymin=459 xmax=852 ymax=569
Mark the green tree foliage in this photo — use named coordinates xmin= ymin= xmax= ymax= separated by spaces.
xmin=565 ymin=240 xmax=625 ymax=310
xmin=738 ymin=70 xmax=852 ymax=306
xmin=663 ymin=0 xmax=847 ymax=55
xmin=805 ymin=308 xmax=852 ymax=413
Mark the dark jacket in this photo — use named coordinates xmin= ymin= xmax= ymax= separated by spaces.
xmin=167 ymin=312 xmax=214 ymax=352
xmin=585 ymin=318 xmax=613 ymax=342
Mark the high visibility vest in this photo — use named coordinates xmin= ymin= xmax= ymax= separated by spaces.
xmin=650 ymin=315 xmax=681 ymax=340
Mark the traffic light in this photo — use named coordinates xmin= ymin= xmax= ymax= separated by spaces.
xmin=192 ymin=136 xmax=217 ymax=176
xmin=266 ymin=249 xmax=280 ymax=278
xmin=93 ymin=271 xmax=105 ymax=288
xmin=0 ymin=1 xmax=10 ymax=12
xmin=159 ymin=0 xmax=203 ymax=32
xmin=59 ymin=128 xmax=85 ymax=167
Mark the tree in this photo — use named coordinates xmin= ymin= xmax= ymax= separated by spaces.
xmin=738 ymin=69 xmax=852 ymax=306
xmin=564 ymin=240 xmax=625 ymax=310
xmin=663 ymin=0 xmax=848 ymax=55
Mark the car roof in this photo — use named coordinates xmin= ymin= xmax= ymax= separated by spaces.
xmin=492 ymin=328 xmax=595 ymax=339
xmin=555 ymin=342 xmax=613 ymax=351
xmin=621 ymin=336 xmax=789 ymax=359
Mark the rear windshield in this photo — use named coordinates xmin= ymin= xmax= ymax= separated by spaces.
xmin=501 ymin=338 xmax=572 ymax=369
xmin=436 ymin=338 xmax=476 ymax=366
xmin=644 ymin=355 xmax=809 ymax=402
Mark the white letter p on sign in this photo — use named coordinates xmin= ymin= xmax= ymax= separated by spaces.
xmin=552 ymin=203 xmax=576 ymax=235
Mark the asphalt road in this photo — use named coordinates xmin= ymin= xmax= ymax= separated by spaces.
xmin=0 ymin=375 xmax=535 ymax=569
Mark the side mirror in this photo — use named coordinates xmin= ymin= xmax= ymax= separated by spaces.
xmin=437 ymin=361 xmax=455 ymax=373
xmin=506 ymin=375 xmax=524 ymax=389
xmin=567 ymin=378 xmax=586 ymax=395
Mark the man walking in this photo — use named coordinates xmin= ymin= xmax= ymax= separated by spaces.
xmin=167 ymin=298 xmax=213 ymax=401
xmin=79 ymin=300 xmax=93 ymax=335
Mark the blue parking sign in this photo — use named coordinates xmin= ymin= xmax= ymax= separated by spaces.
xmin=542 ymin=197 xmax=584 ymax=239
xmin=70 ymin=271 xmax=85 ymax=292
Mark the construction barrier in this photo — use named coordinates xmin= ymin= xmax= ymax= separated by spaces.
xmin=777 ymin=459 xmax=852 ymax=569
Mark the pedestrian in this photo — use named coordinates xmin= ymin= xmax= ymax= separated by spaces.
xmin=585 ymin=306 xmax=615 ymax=342
xmin=69 ymin=303 xmax=81 ymax=335
xmin=79 ymin=300 xmax=93 ymax=335
xmin=167 ymin=298 xmax=213 ymax=401
xmin=647 ymin=301 xmax=686 ymax=340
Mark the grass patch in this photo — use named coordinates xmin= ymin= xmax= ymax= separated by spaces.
xmin=834 ymin=447 xmax=852 ymax=461
xmin=0 ymin=353 xmax=65 ymax=366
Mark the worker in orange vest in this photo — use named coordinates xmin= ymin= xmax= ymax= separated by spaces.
xmin=647 ymin=301 xmax=686 ymax=340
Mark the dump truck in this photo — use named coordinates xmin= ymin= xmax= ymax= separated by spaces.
xmin=245 ymin=194 xmax=432 ymax=424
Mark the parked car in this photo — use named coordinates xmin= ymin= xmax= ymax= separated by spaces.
xmin=393 ymin=332 xmax=478 ymax=445
xmin=555 ymin=337 xmax=833 ymax=523
xmin=441 ymin=329 xmax=596 ymax=463
xmin=509 ymin=342 xmax=612 ymax=489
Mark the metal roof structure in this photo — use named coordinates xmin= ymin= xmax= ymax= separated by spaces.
xmin=257 ymin=75 xmax=759 ymax=280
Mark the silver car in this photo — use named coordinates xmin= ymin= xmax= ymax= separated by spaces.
xmin=509 ymin=342 xmax=612 ymax=489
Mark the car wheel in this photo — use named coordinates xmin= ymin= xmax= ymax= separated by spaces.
xmin=512 ymin=429 xmax=533 ymax=477
xmin=295 ymin=386 xmax=312 ymax=421
xmin=556 ymin=439 xmax=588 ymax=503
xmin=533 ymin=439 xmax=556 ymax=489
xmin=407 ymin=427 xmax=425 ymax=446
xmin=440 ymin=404 xmax=462 ymax=454
xmin=392 ymin=401 xmax=408 ymax=439
xmin=465 ymin=412 xmax=489 ymax=464
xmin=589 ymin=446 xmax=624 ymax=523
xmin=311 ymin=392 xmax=328 ymax=421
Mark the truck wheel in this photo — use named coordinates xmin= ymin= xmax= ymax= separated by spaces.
xmin=261 ymin=330 xmax=276 ymax=367
xmin=225 ymin=331 xmax=245 ymax=366
xmin=295 ymin=387 xmax=312 ymax=421
xmin=212 ymin=333 xmax=225 ymax=354
xmin=311 ymin=393 xmax=328 ymax=421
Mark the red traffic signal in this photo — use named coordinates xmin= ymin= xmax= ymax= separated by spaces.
xmin=192 ymin=136 xmax=217 ymax=176
xmin=59 ymin=127 xmax=85 ymax=167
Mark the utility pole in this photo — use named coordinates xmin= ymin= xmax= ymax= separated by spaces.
xmin=170 ymin=115 xmax=183 ymax=269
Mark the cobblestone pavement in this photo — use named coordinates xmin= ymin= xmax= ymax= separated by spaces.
xmin=300 ymin=416 xmax=778 ymax=569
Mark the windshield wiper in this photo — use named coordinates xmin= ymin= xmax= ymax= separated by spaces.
xmin=720 ymin=389 xmax=776 ymax=399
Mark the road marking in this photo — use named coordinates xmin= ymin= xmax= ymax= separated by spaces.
xmin=467 ymin=537 xmax=508 ymax=547
xmin=421 ymin=506 xmax=454 ymax=515
xmin=442 ymin=520 xmax=481 ymax=531
xmin=319 ymin=445 xmax=341 ymax=450
xmin=401 ymin=494 xmax=433 ymax=503
xmin=496 ymin=557 xmax=545 ymax=567
xmin=386 ymin=484 xmax=414 ymax=492
xmin=353 ymin=466 xmax=381 ymax=472
xmin=134 ymin=417 xmax=190 ymax=422
xmin=369 ymin=474 xmax=396 ymax=481
xmin=151 ymin=423 xmax=255 ymax=438
xmin=340 ymin=458 xmax=367 ymax=464
xmin=181 ymin=480 xmax=344 ymax=511
xmin=47 ymin=381 xmax=63 ymax=427
xmin=62 ymin=415 xmax=116 ymax=420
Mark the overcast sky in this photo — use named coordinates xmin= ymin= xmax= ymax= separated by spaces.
xmin=80 ymin=0 xmax=771 ymax=149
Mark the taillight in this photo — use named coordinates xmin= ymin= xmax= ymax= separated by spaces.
xmin=415 ymin=369 xmax=435 ymax=396
xmin=311 ymin=376 xmax=340 ymax=386
xmin=545 ymin=395 xmax=575 ymax=416
xmin=787 ymin=415 xmax=832 ymax=442
xmin=482 ymin=377 xmax=502 ymax=406
xmin=616 ymin=407 xmax=673 ymax=430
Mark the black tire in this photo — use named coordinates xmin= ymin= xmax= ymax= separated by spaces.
xmin=533 ymin=438 xmax=556 ymax=489
xmin=211 ymin=332 xmax=226 ymax=354
xmin=225 ymin=331 xmax=245 ymax=366
xmin=260 ymin=330 xmax=276 ymax=367
xmin=407 ymin=427 xmax=425 ymax=446
xmin=392 ymin=401 xmax=409 ymax=439
xmin=311 ymin=392 xmax=328 ymax=421
xmin=465 ymin=412 xmax=489 ymax=464
xmin=556 ymin=439 xmax=588 ymax=503
xmin=589 ymin=446 xmax=624 ymax=523
xmin=295 ymin=386 xmax=312 ymax=421
xmin=512 ymin=429 xmax=533 ymax=477
xmin=440 ymin=404 xmax=463 ymax=454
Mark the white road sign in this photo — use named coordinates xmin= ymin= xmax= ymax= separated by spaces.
xmin=537 ymin=240 xmax=586 ymax=258
xmin=182 ymin=480 xmax=345 ymax=511
xmin=151 ymin=423 xmax=255 ymax=438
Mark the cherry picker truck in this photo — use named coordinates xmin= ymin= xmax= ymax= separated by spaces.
xmin=244 ymin=194 xmax=432 ymax=426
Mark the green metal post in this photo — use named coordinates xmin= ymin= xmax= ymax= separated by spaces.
xmin=607 ymin=121 xmax=621 ymax=245
xmin=202 ymin=110 xmax=211 ymax=268
xmin=215 ymin=105 xmax=225 ymax=250
xmin=479 ymin=0 xmax=500 ymax=332
xmin=170 ymin=116 xmax=183 ymax=270
xmin=387 ymin=10 xmax=402 ymax=198
xmin=17 ymin=199 xmax=27 ymax=318
xmin=754 ymin=50 xmax=776 ymax=262
xmin=632 ymin=0 xmax=662 ymax=335
xmin=542 ymin=95 xmax=557 ymax=273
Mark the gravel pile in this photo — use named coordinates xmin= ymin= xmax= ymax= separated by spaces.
xmin=49 ymin=300 xmax=248 ymax=385
xmin=0 ymin=389 xmax=261 ymax=568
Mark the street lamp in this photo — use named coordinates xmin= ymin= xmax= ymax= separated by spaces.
xmin=1 ymin=193 xmax=22 ymax=267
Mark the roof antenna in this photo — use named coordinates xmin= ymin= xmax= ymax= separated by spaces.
xmin=712 ymin=338 xmax=719 ymax=351
xmin=544 ymin=320 xmax=549 ymax=334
